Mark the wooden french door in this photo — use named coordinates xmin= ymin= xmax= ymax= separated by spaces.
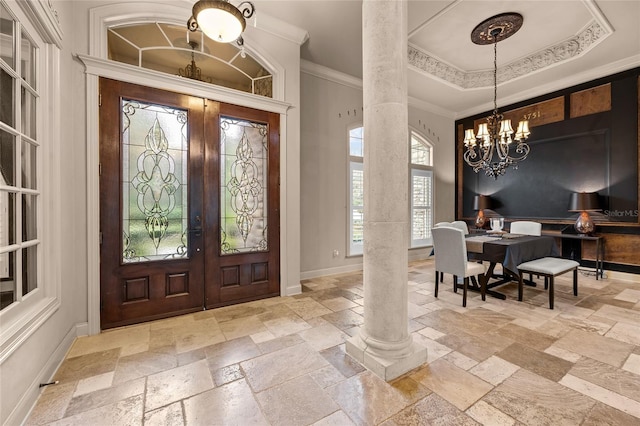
xmin=99 ymin=78 xmax=280 ymax=329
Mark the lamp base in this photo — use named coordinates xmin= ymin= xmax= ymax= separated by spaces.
xmin=575 ymin=211 xmax=595 ymax=235
xmin=475 ymin=211 xmax=487 ymax=228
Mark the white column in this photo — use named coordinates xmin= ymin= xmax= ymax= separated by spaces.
xmin=346 ymin=0 xmax=426 ymax=381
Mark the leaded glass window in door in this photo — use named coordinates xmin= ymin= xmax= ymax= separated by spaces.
xmin=220 ymin=117 xmax=268 ymax=254
xmin=121 ymin=99 xmax=188 ymax=263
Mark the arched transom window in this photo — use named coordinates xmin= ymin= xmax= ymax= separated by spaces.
xmin=107 ymin=22 xmax=272 ymax=97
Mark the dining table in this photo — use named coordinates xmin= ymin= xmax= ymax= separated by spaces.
xmin=464 ymin=233 xmax=561 ymax=299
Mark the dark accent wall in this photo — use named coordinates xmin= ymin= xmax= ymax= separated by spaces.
xmin=455 ymin=68 xmax=640 ymax=273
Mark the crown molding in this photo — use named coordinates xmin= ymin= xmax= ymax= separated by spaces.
xmin=301 ymin=59 xmax=362 ymax=90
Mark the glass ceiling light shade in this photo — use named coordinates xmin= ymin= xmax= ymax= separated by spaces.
xmin=463 ymin=13 xmax=531 ymax=179
xmin=188 ymin=0 xmax=255 ymax=45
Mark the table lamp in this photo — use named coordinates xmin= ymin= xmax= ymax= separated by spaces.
xmin=473 ymin=195 xmax=492 ymax=228
xmin=568 ymin=192 xmax=600 ymax=235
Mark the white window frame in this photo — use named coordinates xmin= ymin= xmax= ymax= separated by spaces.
xmin=409 ymin=131 xmax=434 ymax=248
xmin=348 ymin=125 xmax=364 ymax=256
xmin=0 ymin=0 xmax=62 ymax=360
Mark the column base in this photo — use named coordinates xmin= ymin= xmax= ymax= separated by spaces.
xmin=345 ymin=334 xmax=427 ymax=381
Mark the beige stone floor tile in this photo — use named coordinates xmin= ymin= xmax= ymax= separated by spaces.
xmin=25 ymin=381 xmax=76 ymax=425
xmin=543 ymin=345 xmax=582 ymax=363
xmin=485 ymin=369 xmax=595 ymax=425
xmin=204 ymin=335 xmax=261 ymax=371
xmin=250 ymin=329 xmax=276 ymax=344
xmin=285 ymin=297 xmax=334 ymax=320
xmin=298 ymin=323 xmax=347 ymax=351
xmin=319 ymin=344 xmax=366 ymax=378
xmin=410 ymin=358 xmax=492 ymax=411
xmin=48 ymin=395 xmax=143 ymax=426
xmin=489 ymin=323 xmax=556 ymax=351
xmin=65 ymin=377 xmax=145 ymax=418
xmin=466 ymin=400 xmax=516 ymax=426
xmin=581 ymin=401 xmax=640 ymax=426
xmin=219 ymin=315 xmax=268 ymax=341
xmin=410 ymin=332 xmax=452 ymax=364
xmin=308 ymin=364 xmax=347 ymax=389
xmin=321 ymin=309 xmax=364 ymax=331
xmin=388 ymin=376 xmax=432 ymax=405
xmin=242 ymin=342 xmax=329 ymax=392
xmin=443 ymin=350 xmax=479 ymax=370
xmin=73 ymin=371 xmax=114 ymax=397
xmin=622 ymin=353 xmax=640 ymax=375
xmin=211 ymin=363 xmax=244 ymax=387
xmin=112 ymin=347 xmax=177 ymax=384
xmin=145 ymin=359 xmax=214 ymax=412
xmin=319 ymin=296 xmax=358 ymax=312
xmin=53 ymin=348 xmax=120 ymax=382
xmin=176 ymin=347 xmax=206 ymax=366
xmin=262 ymin=313 xmax=312 ymax=337
xmin=143 ymin=402 xmax=184 ymax=426
xmin=174 ymin=325 xmax=226 ymax=354
xmin=554 ymin=328 xmax=634 ymax=367
xmin=614 ymin=288 xmax=640 ymax=303
xmin=183 ymin=379 xmax=268 ymax=425
xmin=560 ymin=374 xmax=640 ymax=419
xmin=436 ymin=329 xmax=512 ymax=362
xmin=604 ymin=321 xmax=640 ymax=345
xmin=326 ymin=370 xmax=410 ymax=425
xmin=257 ymin=333 xmax=304 ymax=354
xmin=469 ymin=355 xmax=520 ymax=386
xmin=312 ymin=410 xmax=356 ymax=426
xmin=496 ymin=341 xmax=573 ymax=382
xmin=380 ymin=392 xmax=478 ymax=426
xmin=213 ymin=304 xmax=268 ymax=323
xmin=417 ymin=326 xmax=446 ymax=340
xmin=66 ymin=325 xmax=150 ymax=358
xmin=256 ymin=374 xmax=339 ymax=425
xmin=568 ymin=357 xmax=640 ymax=402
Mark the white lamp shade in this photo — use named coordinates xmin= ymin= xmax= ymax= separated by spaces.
xmin=463 ymin=129 xmax=476 ymax=146
xmin=499 ymin=119 xmax=514 ymax=136
xmin=197 ymin=6 xmax=244 ymax=43
xmin=515 ymin=120 xmax=530 ymax=140
xmin=476 ymin=123 xmax=489 ymax=139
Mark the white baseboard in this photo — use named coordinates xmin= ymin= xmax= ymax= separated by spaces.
xmin=7 ymin=324 xmax=79 ymax=426
xmin=300 ymin=263 xmax=363 ymax=280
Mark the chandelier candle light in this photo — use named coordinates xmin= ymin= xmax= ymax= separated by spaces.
xmin=463 ymin=13 xmax=531 ymax=179
xmin=188 ymin=0 xmax=255 ymax=46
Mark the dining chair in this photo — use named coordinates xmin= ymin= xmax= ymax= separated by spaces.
xmin=450 ymin=220 xmax=470 ymax=235
xmin=432 ymin=226 xmax=485 ymax=307
xmin=509 ymin=220 xmax=543 ymax=284
xmin=510 ymin=220 xmax=542 ymax=236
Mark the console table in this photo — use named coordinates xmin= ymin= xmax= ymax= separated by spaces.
xmin=541 ymin=231 xmax=604 ymax=279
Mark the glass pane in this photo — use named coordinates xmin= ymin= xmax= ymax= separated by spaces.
xmin=0 ymin=191 xmax=15 ymax=245
xmin=412 ymin=208 xmax=431 ymax=240
xmin=352 ymin=168 xmax=363 ymax=207
xmin=22 ymin=193 xmax=37 ymax=241
xmin=0 ymin=68 xmax=14 ymax=127
xmin=0 ymin=129 xmax=15 ymax=186
xmin=0 ymin=3 xmax=15 ymax=70
xmin=22 ymin=244 xmax=37 ymax=296
xmin=21 ymin=85 xmax=36 ymax=139
xmin=412 ymin=174 xmax=431 ymax=207
xmin=220 ymin=117 xmax=268 ymax=254
xmin=352 ymin=208 xmax=363 ymax=244
xmin=0 ymin=251 xmax=16 ymax=311
xmin=121 ymin=99 xmax=189 ymax=263
xmin=349 ymin=127 xmax=363 ymax=157
xmin=411 ymin=136 xmax=431 ymax=166
xmin=21 ymin=139 xmax=36 ymax=189
xmin=20 ymin=28 xmax=36 ymax=87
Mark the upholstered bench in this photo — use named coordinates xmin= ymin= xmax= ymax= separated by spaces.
xmin=517 ymin=257 xmax=580 ymax=309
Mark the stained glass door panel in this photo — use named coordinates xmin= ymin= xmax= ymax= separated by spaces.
xmin=99 ymin=79 xmax=204 ymax=329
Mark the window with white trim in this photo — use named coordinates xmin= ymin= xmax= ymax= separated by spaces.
xmin=0 ymin=0 xmax=60 ymax=347
xmin=410 ymin=132 xmax=433 ymax=247
xmin=347 ymin=127 xmax=435 ymax=254
xmin=348 ymin=126 xmax=363 ymax=255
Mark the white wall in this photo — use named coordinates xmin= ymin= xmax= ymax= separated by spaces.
xmin=1 ymin=1 xmax=88 ymax=424
xmin=299 ymin=69 xmax=455 ymax=278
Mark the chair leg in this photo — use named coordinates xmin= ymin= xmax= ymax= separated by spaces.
xmin=518 ymin=272 xmax=524 ymax=302
xmin=453 ymin=275 xmax=458 ymax=293
xmin=549 ymin=276 xmax=554 ymax=309
xmin=480 ymin=274 xmax=486 ymax=301
xmin=544 ymin=276 xmax=549 ymax=290
xmin=435 ymin=270 xmax=439 ymax=284
xmin=573 ymin=268 xmax=578 ymax=296
xmin=440 ymin=271 xmax=443 ymax=283
xmin=434 ymin=274 xmax=439 ymax=298
xmin=462 ymin=277 xmax=468 ymax=307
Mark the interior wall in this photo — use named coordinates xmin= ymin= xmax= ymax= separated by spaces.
xmin=1 ymin=1 xmax=89 ymax=424
xmin=300 ymin=71 xmax=455 ymax=277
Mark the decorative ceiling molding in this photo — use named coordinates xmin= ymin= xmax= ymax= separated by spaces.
xmin=409 ymin=20 xmax=611 ymax=90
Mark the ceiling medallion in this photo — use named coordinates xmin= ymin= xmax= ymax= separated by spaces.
xmin=463 ymin=13 xmax=531 ymax=179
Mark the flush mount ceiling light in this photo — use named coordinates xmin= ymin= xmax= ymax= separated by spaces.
xmin=463 ymin=13 xmax=531 ymax=179
xmin=187 ymin=0 xmax=255 ymax=45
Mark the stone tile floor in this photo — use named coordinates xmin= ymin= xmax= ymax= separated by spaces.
xmin=27 ymin=260 xmax=640 ymax=425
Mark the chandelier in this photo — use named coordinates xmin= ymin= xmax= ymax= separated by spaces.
xmin=178 ymin=42 xmax=212 ymax=83
xmin=187 ymin=0 xmax=255 ymax=46
xmin=463 ymin=13 xmax=531 ymax=179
